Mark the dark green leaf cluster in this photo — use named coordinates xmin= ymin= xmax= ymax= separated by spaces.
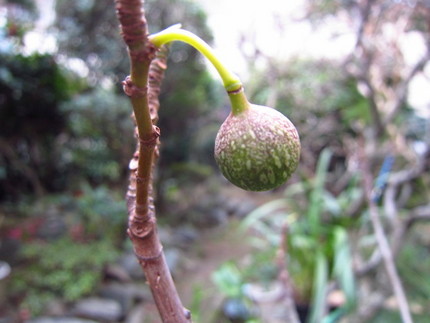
xmin=0 ymin=53 xmax=82 ymax=199
xmin=7 ymin=185 xmax=126 ymax=315
xmin=54 ymin=0 xmax=213 ymax=85
xmin=1 ymin=0 xmax=37 ymax=45
xmin=0 ymin=53 xmax=74 ymax=138
xmin=11 ymin=237 xmax=119 ymax=315
xmin=73 ymin=184 xmax=127 ymax=239
xmin=59 ymin=88 xmax=134 ymax=185
xmin=5 ymin=0 xmax=35 ymax=11
xmin=55 ymin=0 xmax=128 ymax=84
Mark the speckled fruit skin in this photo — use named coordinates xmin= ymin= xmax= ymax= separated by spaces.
xmin=215 ymin=104 xmax=300 ymax=191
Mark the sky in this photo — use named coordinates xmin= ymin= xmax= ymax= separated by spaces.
xmin=198 ymin=0 xmax=356 ymax=79
xmin=21 ymin=0 xmax=56 ymax=54
xmin=21 ymin=0 xmax=353 ymax=80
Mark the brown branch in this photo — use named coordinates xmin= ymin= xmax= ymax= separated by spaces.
xmin=116 ymin=1 xmax=191 ymax=322
xmin=359 ymin=139 xmax=413 ymax=323
xmin=275 ymin=222 xmax=301 ymax=323
xmin=354 ymin=0 xmax=376 ymax=50
xmin=148 ymin=45 xmax=169 ymax=124
xmin=383 ymin=44 xmax=430 ymax=125
xmin=350 ymin=291 xmax=389 ymax=323
xmin=356 ymin=202 xmax=429 ymax=276
xmin=356 ymin=75 xmax=386 ymax=138
xmin=351 ymin=2 xmax=430 ymax=138
xmin=116 ymin=0 xmax=155 ymax=140
xmin=355 ymin=203 xmax=430 ymax=320
xmin=408 ymin=204 xmax=430 ymax=222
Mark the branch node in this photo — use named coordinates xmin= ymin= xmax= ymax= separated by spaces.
xmin=128 ymin=212 xmax=155 ymax=238
xmin=184 ymin=309 xmax=192 ymax=320
xmin=122 ymin=76 xmax=147 ymax=97
xmin=227 ymin=85 xmax=244 ymax=94
xmin=134 ymin=245 xmax=163 ymax=262
xmin=139 ymin=126 xmax=160 ymax=147
xmin=128 ymin=155 xmax=139 ymax=171
xmin=129 ymin=43 xmax=157 ymax=62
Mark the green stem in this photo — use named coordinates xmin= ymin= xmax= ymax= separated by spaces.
xmin=149 ymin=27 xmax=242 ymax=92
xmin=228 ymin=87 xmax=250 ymax=115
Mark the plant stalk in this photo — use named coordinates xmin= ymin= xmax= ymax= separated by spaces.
xmin=149 ymin=27 xmax=242 ymax=92
xmin=115 ymin=1 xmax=191 ymax=322
xmin=359 ymin=138 xmax=413 ymax=323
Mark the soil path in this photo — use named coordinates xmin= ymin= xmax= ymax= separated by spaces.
xmin=177 ymin=220 xmax=253 ymax=322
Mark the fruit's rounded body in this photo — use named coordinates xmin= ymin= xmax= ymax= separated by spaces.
xmin=215 ymin=104 xmax=300 ymax=191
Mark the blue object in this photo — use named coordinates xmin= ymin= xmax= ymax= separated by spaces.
xmin=371 ymin=155 xmax=395 ymax=203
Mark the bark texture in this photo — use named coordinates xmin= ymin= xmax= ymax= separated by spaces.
xmin=116 ymin=1 xmax=191 ymax=322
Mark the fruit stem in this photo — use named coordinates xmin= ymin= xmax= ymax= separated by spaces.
xmin=149 ymin=26 xmax=242 ymax=92
xmin=228 ymin=87 xmax=250 ymax=115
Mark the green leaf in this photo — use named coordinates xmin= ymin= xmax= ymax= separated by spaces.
xmin=333 ymin=227 xmax=356 ymax=306
xmin=308 ymin=148 xmax=332 ymax=235
xmin=308 ymin=252 xmax=329 ymax=323
xmin=212 ymin=262 xmax=244 ymax=298
xmin=240 ymin=199 xmax=290 ymax=231
xmin=322 ymin=191 xmax=341 ymax=216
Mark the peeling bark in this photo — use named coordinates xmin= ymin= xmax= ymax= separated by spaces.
xmin=115 ymin=1 xmax=191 ymax=321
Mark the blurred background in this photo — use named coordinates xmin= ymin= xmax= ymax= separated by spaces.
xmin=0 ymin=0 xmax=429 ymax=322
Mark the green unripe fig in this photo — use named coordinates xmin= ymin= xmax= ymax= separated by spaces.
xmin=215 ymin=92 xmax=300 ymax=191
xmin=149 ymin=27 xmax=300 ymax=191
